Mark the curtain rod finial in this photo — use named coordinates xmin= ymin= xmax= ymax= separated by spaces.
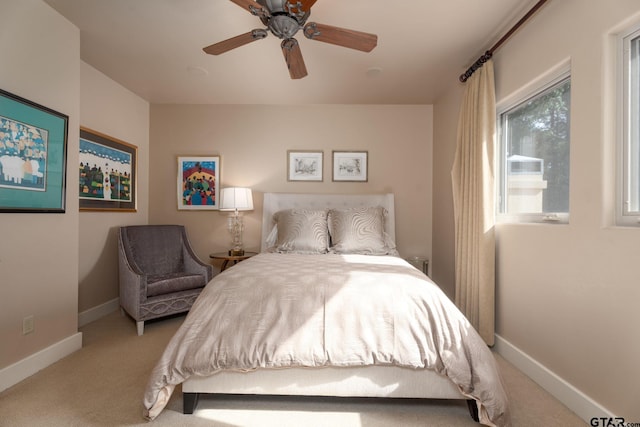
xmin=460 ymin=51 xmax=493 ymax=83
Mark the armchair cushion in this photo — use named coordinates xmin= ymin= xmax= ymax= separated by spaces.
xmin=147 ymin=273 xmax=207 ymax=297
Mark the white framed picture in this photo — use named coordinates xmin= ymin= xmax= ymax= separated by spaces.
xmin=287 ymin=150 xmax=323 ymax=181
xmin=332 ymin=151 xmax=368 ymax=182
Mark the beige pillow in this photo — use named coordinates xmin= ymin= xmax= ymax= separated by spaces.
xmin=272 ymin=209 xmax=329 ymax=254
xmin=328 ymin=206 xmax=396 ymax=255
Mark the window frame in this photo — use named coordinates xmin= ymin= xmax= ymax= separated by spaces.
xmin=617 ymin=25 xmax=640 ymax=226
xmin=496 ymin=62 xmax=572 ymax=224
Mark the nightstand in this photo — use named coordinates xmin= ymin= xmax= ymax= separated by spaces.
xmin=407 ymin=256 xmax=429 ymax=276
xmin=209 ymin=251 xmax=257 ymax=271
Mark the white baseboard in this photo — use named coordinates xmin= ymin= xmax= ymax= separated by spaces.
xmin=0 ymin=332 xmax=82 ymax=393
xmin=78 ymin=297 xmax=119 ymax=327
xmin=494 ymin=334 xmax=615 ymax=424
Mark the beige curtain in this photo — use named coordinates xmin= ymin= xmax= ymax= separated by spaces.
xmin=451 ymin=60 xmax=496 ymax=346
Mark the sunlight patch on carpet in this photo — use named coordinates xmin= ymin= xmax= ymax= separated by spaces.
xmin=196 ymin=409 xmax=362 ymax=426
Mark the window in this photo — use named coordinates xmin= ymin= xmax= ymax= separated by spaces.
xmin=620 ymin=27 xmax=640 ymax=225
xmin=497 ymin=74 xmax=571 ymax=223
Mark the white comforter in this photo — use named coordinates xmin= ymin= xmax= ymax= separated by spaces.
xmin=143 ymin=253 xmax=510 ymax=426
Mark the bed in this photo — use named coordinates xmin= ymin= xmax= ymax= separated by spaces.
xmin=143 ymin=193 xmax=510 ymax=426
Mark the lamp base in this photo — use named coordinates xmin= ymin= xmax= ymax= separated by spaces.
xmin=229 ymin=249 xmax=245 ymax=256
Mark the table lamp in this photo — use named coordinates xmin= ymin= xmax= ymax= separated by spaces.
xmin=220 ymin=187 xmax=253 ymax=256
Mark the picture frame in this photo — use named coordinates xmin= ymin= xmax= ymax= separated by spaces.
xmin=287 ymin=150 xmax=323 ymax=182
xmin=332 ymin=151 xmax=368 ymax=182
xmin=178 ymin=156 xmax=220 ymax=210
xmin=79 ymin=127 xmax=137 ymax=211
xmin=0 ymin=89 xmax=68 ymax=213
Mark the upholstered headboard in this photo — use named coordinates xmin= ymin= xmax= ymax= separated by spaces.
xmin=261 ymin=193 xmax=396 ymax=252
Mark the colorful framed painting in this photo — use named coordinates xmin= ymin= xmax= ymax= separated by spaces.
xmin=332 ymin=150 xmax=368 ymax=182
xmin=177 ymin=156 xmax=220 ymax=210
xmin=287 ymin=150 xmax=323 ymax=181
xmin=0 ymin=89 xmax=68 ymax=213
xmin=79 ymin=127 xmax=137 ymax=211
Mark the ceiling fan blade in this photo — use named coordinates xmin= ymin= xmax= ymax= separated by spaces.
xmin=229 ymin=0 xmax=269 ymax=18
xmin=303 ymin=22 xmax=377 ymax=52
xmin=281 ymin=38 xmax=308 ymax=79
xmin=203 ymin=29 xmax=268 ymax=55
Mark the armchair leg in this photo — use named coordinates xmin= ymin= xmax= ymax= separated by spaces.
xmin=137 ymin=321 xmax=144 ymax=336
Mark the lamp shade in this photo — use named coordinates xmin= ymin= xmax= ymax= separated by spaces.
xmin=220 ymin=187 xmax=253 ymax=211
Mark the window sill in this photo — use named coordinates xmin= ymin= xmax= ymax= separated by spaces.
xmin=496 ymin=213 xmax=569 ymax=225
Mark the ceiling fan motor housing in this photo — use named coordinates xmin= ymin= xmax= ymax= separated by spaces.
xmin=256 ymin=0 xmax=310 ymax=38
xmin=268 ymin=15 xmax=300 ymax=38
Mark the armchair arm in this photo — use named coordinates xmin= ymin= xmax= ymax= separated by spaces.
xmin=180 ymin=231 xmax=216 ymax=282
xmin=182 ymin=245 xmax=217 ymax=282
xmin=118 ymin=232 xmax=148 ymax=318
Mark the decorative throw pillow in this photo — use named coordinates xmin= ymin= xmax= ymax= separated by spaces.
xmin=328 ymin=206 xmax=396 ymax=255
xmin=272 ymin=208 xmax=329 ymax=254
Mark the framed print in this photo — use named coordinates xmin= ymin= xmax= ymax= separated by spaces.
xmin=287 ymin=150 xmax=323 ymax=182
xmin=0 ymin=89 xmax=68 ymax=213
xmin=332 ymin=151 xmax=368 ymax=182
xmin=79 ymin=127 xmax=137 ymax=211
xmin=178 ymin=156 xmax=220 ymax=210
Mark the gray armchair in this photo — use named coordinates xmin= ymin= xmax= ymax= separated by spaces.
xmin=118 ymin=225 xmax=218 ymax=335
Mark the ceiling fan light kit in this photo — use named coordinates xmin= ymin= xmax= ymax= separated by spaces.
xmin=205 ymin=0 xmax=378 ymax=79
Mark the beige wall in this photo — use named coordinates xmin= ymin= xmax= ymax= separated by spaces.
xmin=149 ymin=104 xmax=433 ymax=264
xmin=432 ymin=83 xmax=463 ymax=299
xmin=0 ymin=0 xmax=80 ymax=368
xmin=433 ymin=0 xmax=640 ymax=420
xmin=78 ymin=62 xmax=149 ymax=314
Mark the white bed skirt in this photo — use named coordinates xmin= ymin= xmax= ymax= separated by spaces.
xmin=183 ymin=365 xmax=465 ymax=400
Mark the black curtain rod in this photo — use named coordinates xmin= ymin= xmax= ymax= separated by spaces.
xmin=459 ymin=0 xmax=550 ymax=82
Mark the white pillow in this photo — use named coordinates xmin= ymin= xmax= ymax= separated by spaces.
xmin=271 ymin=209 xmax=329 ymax=254
xmin=327 ymin=206 xmax=397 ymax=255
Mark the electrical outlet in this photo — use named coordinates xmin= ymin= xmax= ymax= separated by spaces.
xmin=23 ymin=315 xmax=34 ymax=335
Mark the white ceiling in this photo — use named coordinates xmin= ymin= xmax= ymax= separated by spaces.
xmin=44 ymin=0 xmax=535 ymax=105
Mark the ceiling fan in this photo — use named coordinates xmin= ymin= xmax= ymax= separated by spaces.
xmin=203 ymin=0 xmax=378 ymax=79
